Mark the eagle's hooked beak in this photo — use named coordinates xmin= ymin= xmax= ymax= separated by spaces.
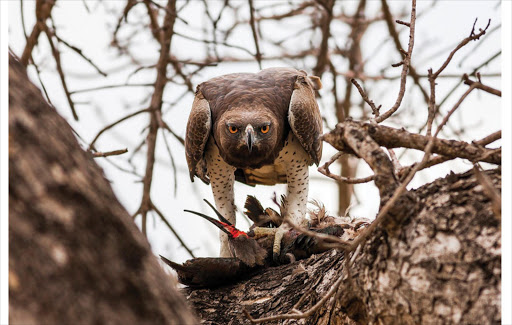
xmin=245 ymin=125 xmax=254 ymax=153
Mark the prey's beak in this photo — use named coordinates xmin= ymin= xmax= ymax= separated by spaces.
xmin=184 ymin=209 xmax=232 ymax=236
xmin=245 ymin=125 xmax=254 ymax=153
xmin=203 ymin=199 xmax=231 ymax=224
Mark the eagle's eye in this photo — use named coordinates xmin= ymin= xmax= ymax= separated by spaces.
xmin=228 ymin=126 xmax=238 ymax=134
xmin=260 ymin=125 xmax=270 ymax=134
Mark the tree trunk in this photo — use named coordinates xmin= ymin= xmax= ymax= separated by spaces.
xmin=185 ymin=168 xmax=501 ymax=324
xmin=8 ymin=54 xmax=197 ymax=324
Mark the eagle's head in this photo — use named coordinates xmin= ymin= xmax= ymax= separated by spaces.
xmin=214 ymin=108 xmax=282 ymax=168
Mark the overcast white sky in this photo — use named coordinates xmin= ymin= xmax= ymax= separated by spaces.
xmin=6 ymin=1 xmax=505 ymax=266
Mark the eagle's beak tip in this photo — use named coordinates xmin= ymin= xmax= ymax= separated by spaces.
xmin=246 ymin=125 xmax=254 ymax=153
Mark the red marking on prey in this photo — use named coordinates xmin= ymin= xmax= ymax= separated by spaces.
xmin=219 ymin=221 xmax=248 ymax=238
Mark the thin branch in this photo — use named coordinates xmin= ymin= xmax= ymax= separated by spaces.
xmin=151 ymin=203 xmax=196 ymax=258
xmin=159 ymin=127 xmax=178 ymax=197
xmin=312 ymin=0 xmax=333 ymax=77
xmin=475 ymin=130 xmax=501 ymax=146
xmin=469 ymin=51 xmax=501 ymax=76
xmin=20 ymin=0 xmax=28 ymax=40
xmin=458 ymin=24 xmax=500 ymax=66
xmin=318 ymin=152 xmax=375 ymax=184
xmin=173 ymin=32 xmax=255 ymax=57
xmin=70 ymin=83 xmax=154 ymax=95
xmin=375 ymin=0 xmax=417 ymax=123
xmin=88 ymin=108 xmax=153 ymax=150
xmin=395 ymin=19 xmax=410 ymax=27
xmin=42 ymin=23 xmax=79 ymax=120
xmin=351 ymin=78 xmax=381 ymax=117
xmin=92 ymin=148 xmax=128 ymax=158
xmin=113 ymin=0 xmax=139 ymax=43
xmin=248 ymin=0 xmax=262 ymax=69
xmin=463 ymin=74 xmax=501 ymax=97
xmin=52 ymin=33 xmax=108 ymax=77
xmin=20 ymin=0 xmax=55 ymax=66
xmin=426 ymin=68 xmax=436 ymax=136
xmin=30 ymin=56 xmax=53 ymax=106
xmin=387 ymin=148 xmax=402 ymax=174
xmin=432 ymin=18 xmax=491 ymax=79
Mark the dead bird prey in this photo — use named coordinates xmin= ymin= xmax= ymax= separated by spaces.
xmin=161 ymin=197 xmax=357 ymax=287
xmin=160 ymin=200 xmax=267 ymax=287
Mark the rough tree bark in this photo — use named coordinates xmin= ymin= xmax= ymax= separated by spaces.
xmin=185 ymin=167 xmax=500 ymax=324
xmin=8 ymin=54 xmax=197 ymax=324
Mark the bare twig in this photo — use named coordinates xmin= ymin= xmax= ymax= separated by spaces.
xmin=334 ymin=0 xmax=367 ymax=214
xmin=151 ymin=203 xmax=196 ymax=258
xmin=52 ymin=33 xmax=107 ymax=77
xmin=475 ymin=130 xmax=501 ymax=146
xmin=351 ymin=78 xmax=381 ymax=117
xmin=432 ymin=18 xmax=491 ymax=79
xmin=312 ymin=0 xmax=334 ymax=77
xmin=88 ymin=108 xmax=153 ymax=150
xmin=387 ymin=148 xmax=402 ymax=174
xmin=376 ymin=0 xmax=417 ymax=123
xmin=318 ymin=152 xmax=375 ymax=184
xmin=20 ymin=0 xmax=55 ymax=66
xmin=42 ymin=23 xmax=79 ymax=120
xmin=159 ymin=126 xmax=178 ymax=196
xmin=91 ymin=148 xmax=128 ymax=158
xmin=463 ymin=74 xmax=501 ymax=97
xmin=395 ymin=19 xmax=410 ymax=27
xmin=426 ymin=68 xmax=436 ymax=136
xmin=248 ymin=0 xmax=263 ymax=69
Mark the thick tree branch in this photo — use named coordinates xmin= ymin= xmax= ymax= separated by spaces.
xmin=323 ymin=121 xmax=501 ymax=165
xmin=184 ymin=169 xmax=501 ymax=324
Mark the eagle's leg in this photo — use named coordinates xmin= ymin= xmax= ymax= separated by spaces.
xmin=273 ymin=145 xmax=311 ymax=262
xmin=205 ymin=142 xmax=237 ymax=257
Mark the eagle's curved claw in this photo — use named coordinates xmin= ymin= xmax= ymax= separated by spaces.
xmin=272 ymin=224 xmax=289 ymax=263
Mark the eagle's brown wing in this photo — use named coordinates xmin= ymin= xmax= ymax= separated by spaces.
xmin=185 ymin=89 xmax=211 ymax=184
xmin=288 ymin=74 xmax=323 ymax=165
